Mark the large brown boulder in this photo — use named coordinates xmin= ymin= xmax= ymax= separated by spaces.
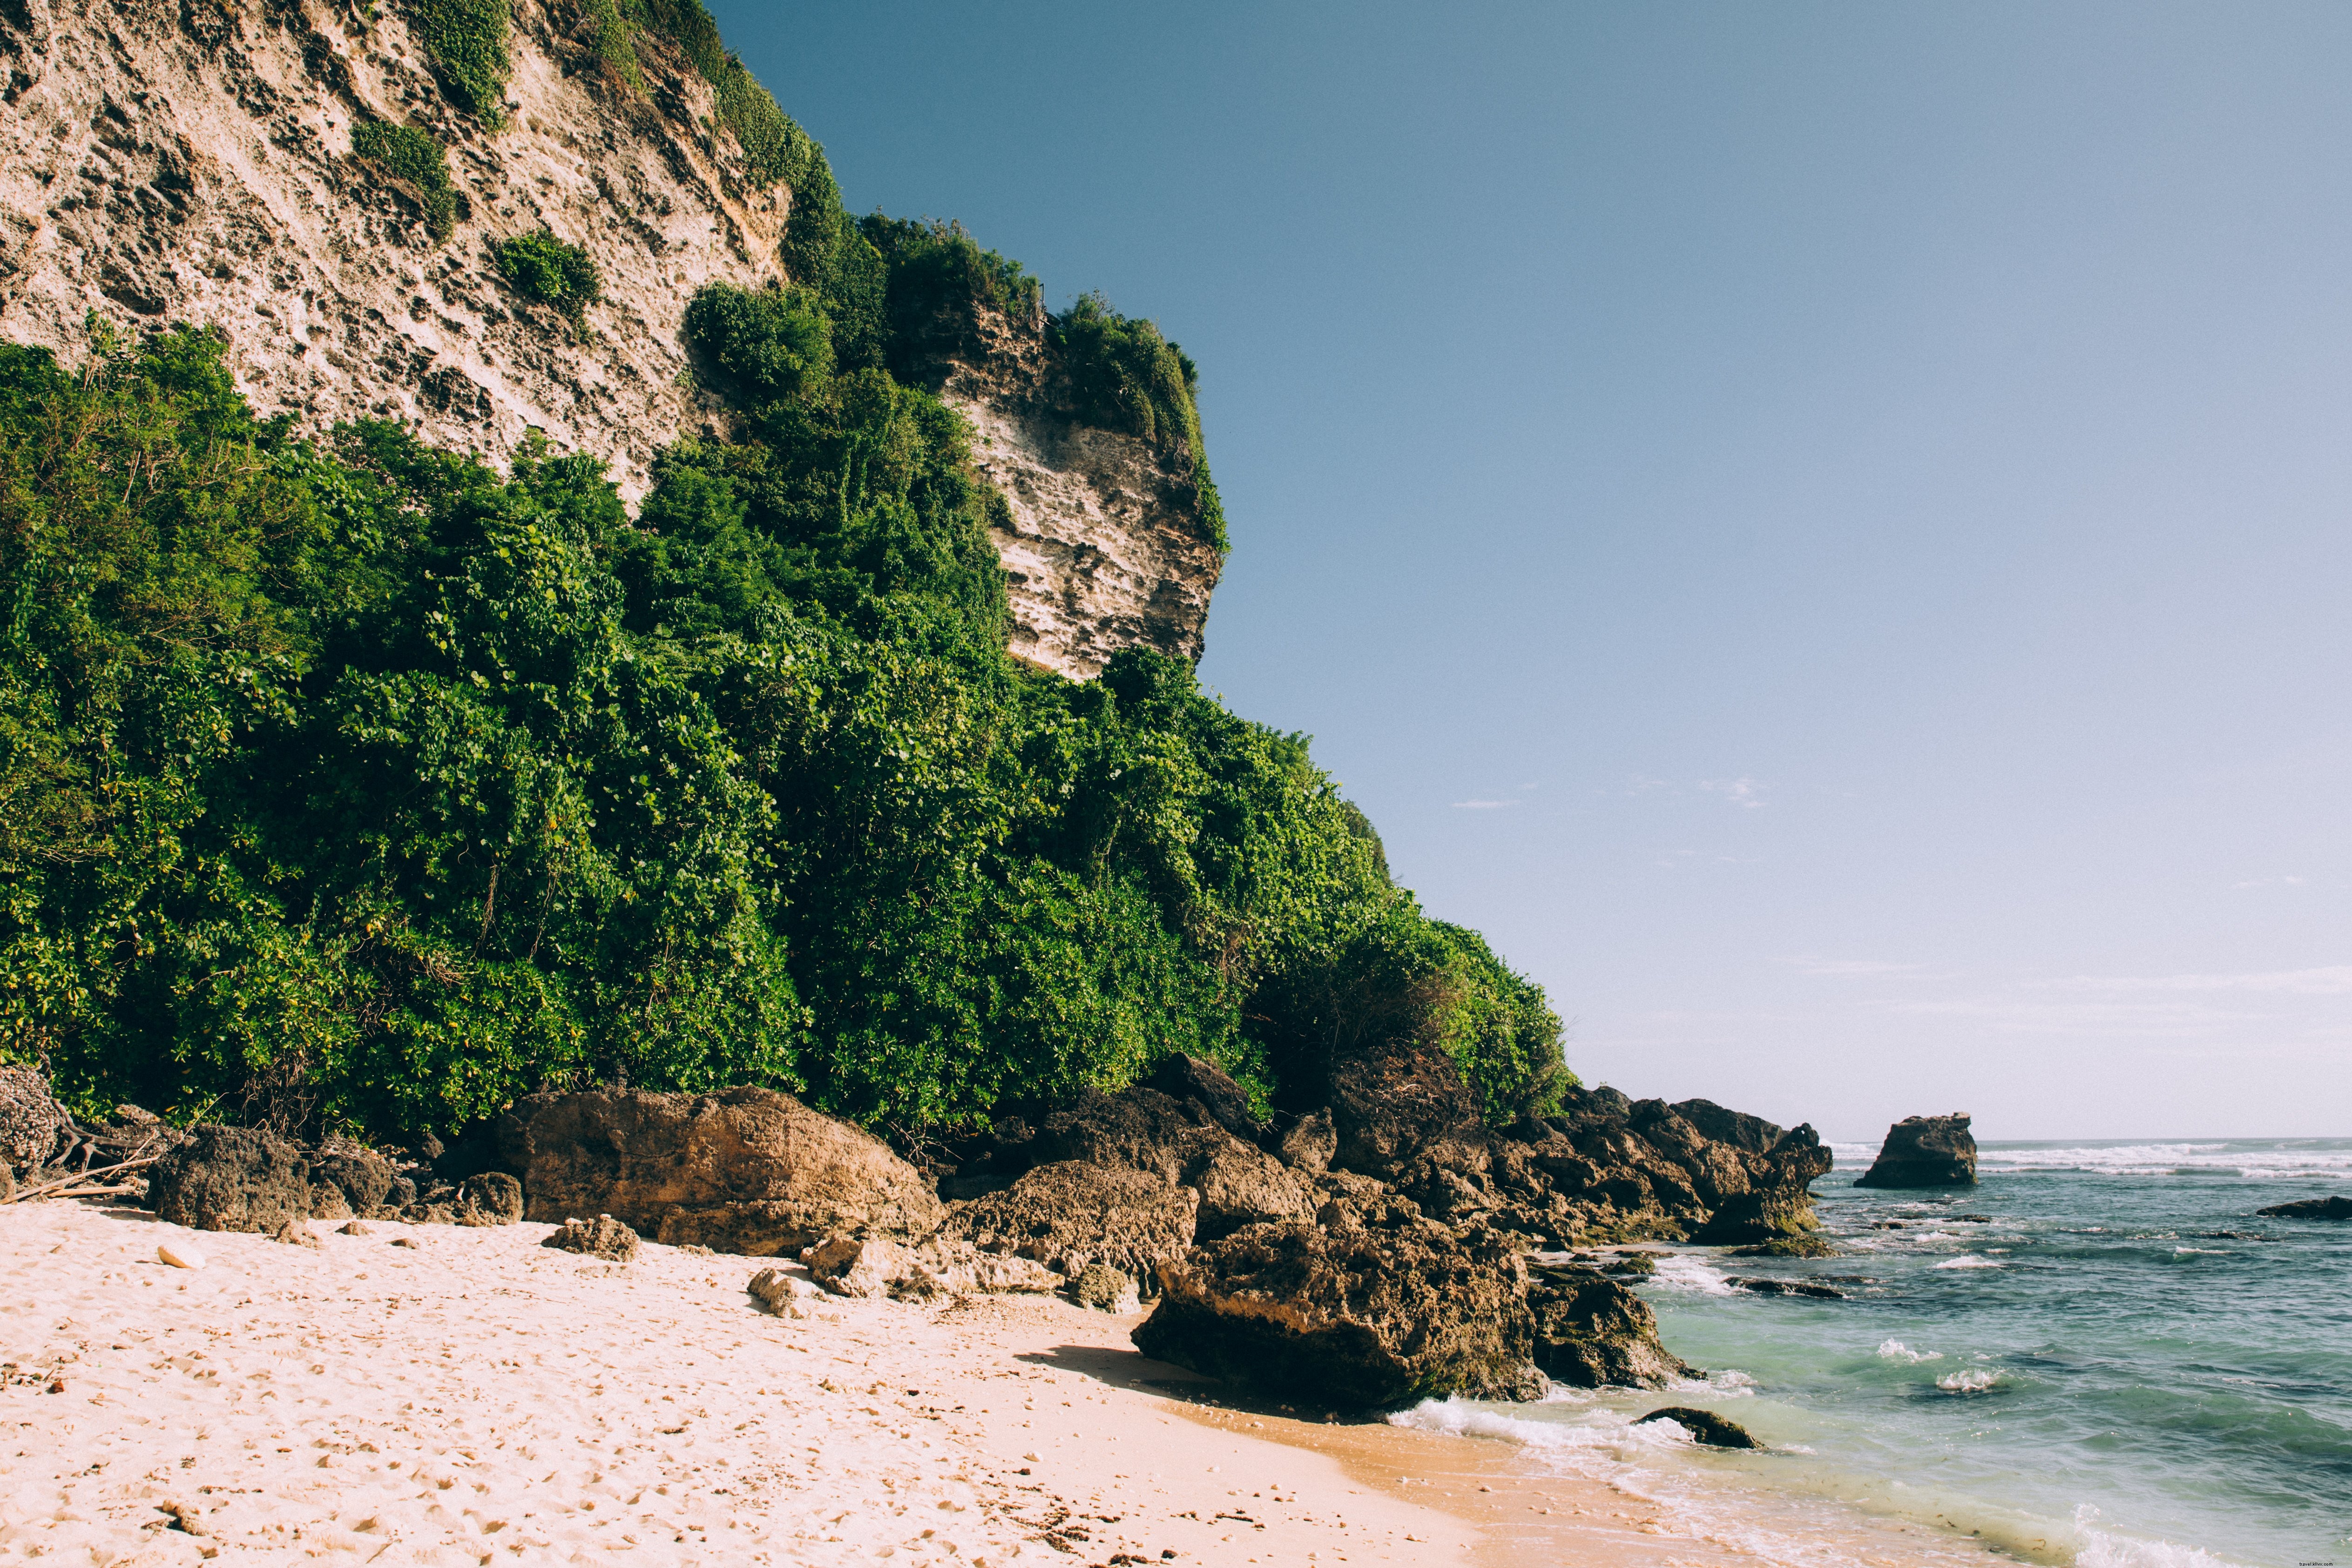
xmin=1132 ymin=1213 xmax=1545 ymax=1410
xmin=1854 ymin=1114 xmax=1977 ymax=1189
xmin=499 ymin=1087 xmax=943 ymax=1255
xmin=1328 ymin=1040 xmax=1487 ymax=1180
xmin=147 ymin=1126 xmax=313 ymax=1234
xmin=946 ymin=1160 xmax=1199 ymax=1288
xmin=1528 ymin=1267 xmax=1696 ymax=1388
xmin=0 ymin=1063 xmax=71 ymax=1177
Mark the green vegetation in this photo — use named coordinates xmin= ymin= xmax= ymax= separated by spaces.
xmin=0 ymin=308 xmax=1563 ymax=1142
xmin=1052 ymin=293 xmax=1226 ymax=552
xmin=405 ymin=0 xmax=512 ymax=124
xmin=350 ymin=121 xmax=458 ymax=242
xmin=493 ymin=228 xmax=601 ymax=320
xmin=0 ymin=11 xmax=1560 ymax=1141
xmin=584 ymin=0 xmax=643 ymax=90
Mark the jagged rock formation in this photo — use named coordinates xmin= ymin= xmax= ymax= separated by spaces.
xmin=1854 ymin=1113 xmax=1978 ymax=1188
xmin=0 ymin=0 xmax=1223 ymax=677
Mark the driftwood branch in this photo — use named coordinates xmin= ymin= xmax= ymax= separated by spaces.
xmin=5 ymin=1151 xmax=162 ymax=1204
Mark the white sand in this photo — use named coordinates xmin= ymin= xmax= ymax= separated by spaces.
xmin=0 ymin=1202 xmax=1485 ymax=1566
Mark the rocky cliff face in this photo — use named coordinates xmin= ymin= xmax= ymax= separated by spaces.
xmin=0 ymin=0 xmax=1220 ymax=676
xmin=885 ymin=293 xmax=1225 ymax=678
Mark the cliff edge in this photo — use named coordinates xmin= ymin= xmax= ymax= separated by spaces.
xmin=0 ymin=0 xmax=1219 ymax=676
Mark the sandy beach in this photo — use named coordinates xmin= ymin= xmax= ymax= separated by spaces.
xmin=0 ymin=1200 xmax=1947 ymax=1568
xmin=0 ymin=1200 xmax=1584 ymax=1566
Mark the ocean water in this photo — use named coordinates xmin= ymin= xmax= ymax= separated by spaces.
xmin=1394 ymin=1138 xmax=2352 ymax=1568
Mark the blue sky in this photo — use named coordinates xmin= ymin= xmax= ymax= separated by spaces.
xmin=715 ymin=1 xmax=2352 ymax=1139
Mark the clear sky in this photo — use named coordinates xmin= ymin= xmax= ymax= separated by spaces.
xmin=713 ymin=1 xmax=2352 ymax=1140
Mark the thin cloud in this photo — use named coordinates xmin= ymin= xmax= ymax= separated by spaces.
xmin=1700 ymin=777 xmax=1765 ymax=809
xmin=2232 ymin=875 xmax=2308 ymax=889
xmin=2052 ymin=966 xmax=2352 ymax=997
xmin=1780 ymin=957 xmax=1933 ymax=978
xmin=1451 ymin=799 xmax=1521 ymax=810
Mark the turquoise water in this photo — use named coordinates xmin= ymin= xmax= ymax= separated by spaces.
xmin=1397 ymin=1138 xmax=2352 ymax=1568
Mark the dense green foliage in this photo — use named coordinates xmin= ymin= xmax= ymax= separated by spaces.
xmin=405 ymin=0 xmax=512 ymax=124
xmin=349 ymin=122 xmax=457 ymax=243
xmin=493 ymin=229 xmax=601 ymax=320
xmin=1051 ymin=293 xmax=1227 ymax=553
xmin=0 ymin=310 xmax=1564 ymax=1141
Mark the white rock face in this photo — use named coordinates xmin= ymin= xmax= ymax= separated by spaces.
xmin=0 ymin=0 xmax=1222 ymax=674
xmin=0 ymin=0 xmax=772 ymax=499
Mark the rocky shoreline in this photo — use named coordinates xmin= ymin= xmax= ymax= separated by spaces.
xmin=3 ymin=1039 xmax=1847 ymax=1413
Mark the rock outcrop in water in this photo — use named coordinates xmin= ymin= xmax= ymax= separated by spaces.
xmin=1853 ymin=1113 xmax=1978 ymax=1188
xmin=2255 ymin=1194 xmax=2352 ymax=1220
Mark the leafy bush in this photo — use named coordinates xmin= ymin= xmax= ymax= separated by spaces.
xmin=405 ymin=0 xmax=512 ymax=124
xmin=583 ymin=0 xmax=642 ymax=89
xmin=350 ymin=121 xmax=457 ymax=242
xmin=683 ymin=284 xmax=834 ymax=404
xmin=1052 ymin=293 xmax=1227 ymax=552
xmin=493 ymin=228 xmax=601 ymax=320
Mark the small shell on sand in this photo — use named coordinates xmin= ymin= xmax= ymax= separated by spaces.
xmin=156 ymin=1240 xmax=205 ymax=1269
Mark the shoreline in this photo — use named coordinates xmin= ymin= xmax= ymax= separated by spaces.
xmin=2 ymin=1201 xmax=1987 ymax=1568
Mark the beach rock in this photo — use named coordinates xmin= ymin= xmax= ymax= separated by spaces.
xmin=1729 ymin=1277 xmax=1846 ymax=1299
xmin=0 ymin=1168 xmax=13 ymax=1204
xmin=1637 ymin=1407 xmax=1759 ymax=1449
xmin=746 ymin=1267 xmax=812 ymax=1317
xmin=1277 ymin=1109 xmax=1338 ymax=1173
xmin=311 ymin=1150 xmax=399 ymax=1217
xmin=455 ymin=1172 xmax=524 ymax=1226
xmin=1132 ymin=1215 xmax=1545 ymax=1409
xmin=147 ymin=1126 xmax=313 ymax=1234
xmin=1527 ymin=1268 xmax=1696 ymax=1388
xmin=947 ymin=1161 xmax=1199 ymax=1290
xmin=2255 ymin=1195 xmax=2352 ymax=1220
xmin=1669 ymin=1100 xmax=1786 ymax=1154
xmin=1145 ymin=1055 xmax=1262 ymax=1138
xmin=801 ymin=1233 xmax=1064 ymax=1298
xmin=1068 ymin=1263 xmax=1137 ymax=1312
xmin=1327 ymin=1040 xmax=1488 ymax=1182
xmin=544 ymin=1216 xmax=641 ymax=1262
xmin=1853 ymin=1114 xmax=1978 ymax=1189
xmin=338 ymin=1220 xmax=373 ymax=1236
xmin=500 ymin=1086 xmax=943 ymax=1255
xmin=391 ymin=1237 xmax=419 ymax=1249
xmin=1191 ymin=1143 xmax=1318 ymax=1241
xmin=1021 ymin=1086 xmax=1228 ymax=1184
xmin=271 ymin=1218 xmax=321 ymax=1249
xmin=1729 ymin=1236 xmax=1837 ymax=1258
xmin=0 ymin=1063 xmax=72 ymax=1177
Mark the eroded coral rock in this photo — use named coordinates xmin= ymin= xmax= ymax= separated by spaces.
xmin=500 ymin=1087 xmax=943 ymax=1256
xmin=946 ymin=1161 xmax=1198 ymax=1290
xmin=1133 ymin=1215 xmax=1545 ymax=1410
xmin=147 ymin=1127 xmax=313 ymax=1235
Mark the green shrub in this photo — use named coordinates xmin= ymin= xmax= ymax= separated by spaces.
xmin=683 ymin=283 xmax=834 ymax=403
xmin=350 ymin=121 xmax=457 ymax=242
xmin=493 ymin=228 xmax=601 ymax=320
xmin=584 ymin=0 xmax=642 ymax=89
xmin=1051 ymin=293 xmax=1227 ymax=552
xmin=405 ymin=0 xmax=511 ymax=124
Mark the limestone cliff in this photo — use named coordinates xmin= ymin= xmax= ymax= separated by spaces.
xmin=0 ymin=0 xmax=1220 ymax=676
xmin=900 ymin=297 xmax=1224 ymax=678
